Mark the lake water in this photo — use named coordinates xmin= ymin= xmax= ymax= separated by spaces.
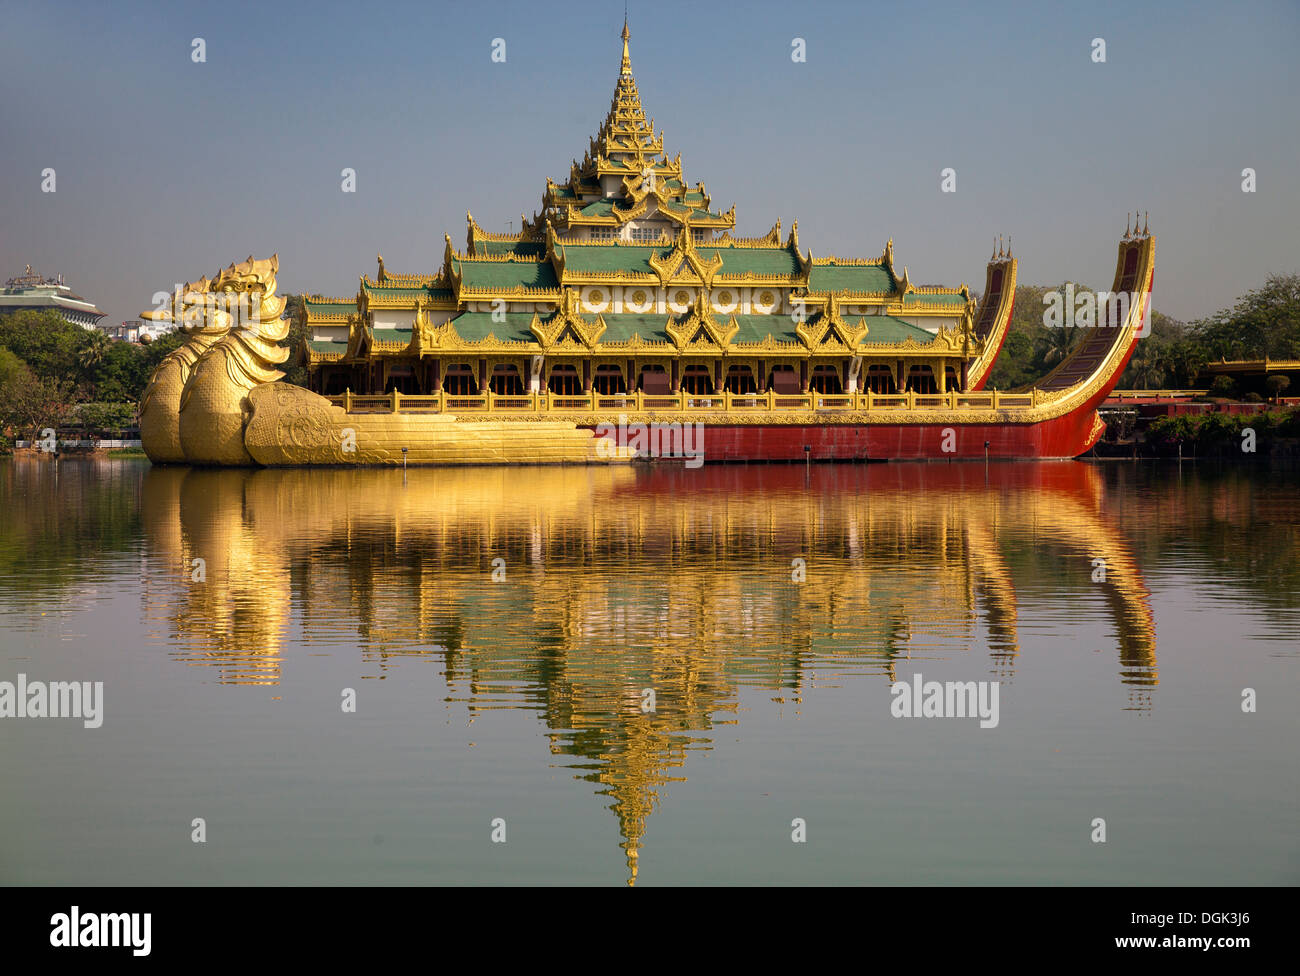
xmin=1 ymin=457 xmax=1296 ymax=885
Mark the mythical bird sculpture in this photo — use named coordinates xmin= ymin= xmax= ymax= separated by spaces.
xmin=176 ymin=256 xmax=289 ymax=465
xmin=138 ymin=275 xmax=229 ymax=463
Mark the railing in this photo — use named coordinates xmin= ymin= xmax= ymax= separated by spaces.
xmin=1105 ymin=389 xmax=1209 ymax=400
xmin=323 ymin=388 xmax=1049 ymax=416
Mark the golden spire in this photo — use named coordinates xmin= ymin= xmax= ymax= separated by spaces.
xmin=621 ymin=16 xmax=631 ymax=76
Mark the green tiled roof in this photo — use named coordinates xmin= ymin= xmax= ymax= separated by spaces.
xmin=371 ymin=327 xmax=411 ymax=345
xmin=705 ymin=246 xmax=801 ymax=276
xmin=727 ymin=314 xmax=798 ymax=344
xmin=452 ymin=258 xmax=559 ymax=291
xmin=560 ymin=244 xmax=661 ymax=274
xmin=304 ymin=299 xmax=353 ymax=318
xmin=430 ymin=311 xmax=934 ymax=349
xmin=308 ymin=338 xmax=348 ymax=353
xmin=580 ymin=200 xmax=617 ymax=217
xmin=595 ymin=314 xmax=672 ymax=344
xmin=363 ymin=283 xmax=449 ymax=301
xmin=448 ymin=311 xmax=542 ymax=344
xmin=808 ymin=263 xmax=895 ymax=294
xmin=858 ymin=315 xmax=935 ymax=344
xmin=902 ymin=291 xmax=967 ymax=307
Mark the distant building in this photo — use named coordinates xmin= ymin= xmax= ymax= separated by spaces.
xmin=103 ymin=320 xmax=142 ymax=342
xmin=0 ymin=264 xmax=107 ymax=329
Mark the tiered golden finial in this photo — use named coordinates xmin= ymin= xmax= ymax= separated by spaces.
xmin=620 ymin=16 xmax=631 ymax=76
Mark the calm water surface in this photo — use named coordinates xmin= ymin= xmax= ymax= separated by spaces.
xmin=0 ymin=458 xmax=1296 ymax=885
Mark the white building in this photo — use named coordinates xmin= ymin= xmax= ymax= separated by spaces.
xmin=0 ymin=265 xmax=107 ymax=329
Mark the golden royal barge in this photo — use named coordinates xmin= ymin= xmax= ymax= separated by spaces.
xmin=139 ymin=21 xmax=1154 ymax=467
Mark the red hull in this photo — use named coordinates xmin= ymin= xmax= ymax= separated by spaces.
xmin=587 ymin=409 xmax=1104 ymax=462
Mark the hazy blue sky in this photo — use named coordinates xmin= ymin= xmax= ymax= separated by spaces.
xmin=2 ymin=0 xmax=1297 ymax=323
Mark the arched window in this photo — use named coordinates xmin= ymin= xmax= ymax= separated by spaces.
xmin=725 ymin=364 xmax=758 ymax=394
xmin=593 ymin=364 xmax=627 ymax=395
xmin=865 ymin=365 xmax=896 ymax=394
xmin=681 ymin=364 xmax=714 ymax=395
xmin=945 ymin=366 xmax=960 ymax=393
xmin=489 ymin=363 xmax=525 ymax=395
xmin=548 ymin=363 xmax=581 ymax=395
xmin=810 ymin=364 xmax=843 ymax=394
xmin=906 ymin=365 xmax=937 ymax=395
xmin=444 ymin=363 xmax=478 ymax=396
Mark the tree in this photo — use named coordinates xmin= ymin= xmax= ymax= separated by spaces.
xmin=0 ymin=366 xmax=76 ymax=442
xmin=1194 ymin=273 xmax=1300 ymax=359
xmin=1209 ymin=375 xmax=1236 ymax=398
xmin=77 ymin=330 xmax=112 ymax=397
xmin=1266 ymin=374 xmax=1291 ymax=402
xmin=0 ymin=309 xmax=87 ymax=382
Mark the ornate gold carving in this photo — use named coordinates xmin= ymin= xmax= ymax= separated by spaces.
xmin=176 ymin=255 xmax=289 ymax=466
xmin=139 ymin=275 xmax=230 ymax=463
xmin=244 ymin=383 xmax=630 ymax=466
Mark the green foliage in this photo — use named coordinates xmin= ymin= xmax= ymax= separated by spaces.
xmin=74 ymin=401 xmax=137 ymax=433
xmin=1195 ymin=273 xmax=1300 ymax=360
xmin=1209 ymin=375 xmax=1236 ymax=397
xmin=0 ymin=310 xmax=88 ymax=383
xmin=0 ymin=309 xmax=191 ymax=415
xmin=1266 ymin=374 xmax=1291 ymax=399
xmin=0 ymin=366 xmax=76 ymax=440
xmin=0 ymin=347 xmax=25 ymax=387
xmin=1148 ymin=406 xmax=1300 ymax=453
xmin=280 ymin=293 xmax=310 ymax=388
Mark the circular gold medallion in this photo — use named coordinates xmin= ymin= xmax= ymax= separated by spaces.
xmin=760 ymin=290 xmax=775 ymax=306
xmin=631 ymin=290 xmax=647 ymax=305
xmin=589 ymin=289 xmax=604 ymax=304
xmin=718 ymin=291 xmax=732 ymax=305
xmin=675 ymin=290 xmax=689 ymax=305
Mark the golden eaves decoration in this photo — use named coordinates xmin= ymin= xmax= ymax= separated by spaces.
xmin=530 ymin=289 xmax=606 ymax=349
xmin=665 ymin=293 xmax=739 ymax=350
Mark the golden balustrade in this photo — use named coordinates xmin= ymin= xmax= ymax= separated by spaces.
xmin=322 ymin=387 xmax=1047 ymax=416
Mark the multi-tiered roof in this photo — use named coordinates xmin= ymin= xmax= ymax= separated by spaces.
xmin=304 ymin=21 xmax=984 ymax=377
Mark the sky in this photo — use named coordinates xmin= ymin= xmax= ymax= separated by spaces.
xmin=1 ymin=0 xmax=1297 ymax=324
